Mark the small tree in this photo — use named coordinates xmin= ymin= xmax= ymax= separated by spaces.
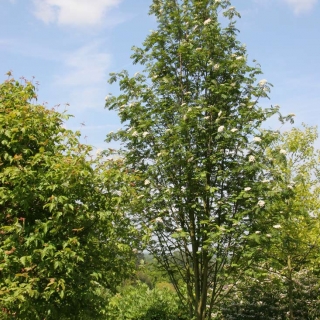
xmin=258 ymin=125 xmax=320 ymax=320
xmin=219 ymin=125 xmax=320 ymax=320
xmin=0 ymin=76 xmax=139 ymax=319
xmin=105 ymin=1 xmax=291 ymax=319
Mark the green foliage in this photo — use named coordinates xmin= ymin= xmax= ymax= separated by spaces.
xmin=105 ymin=0 xmax=291 ymax=319
xmin=252 ymin=124 xmax=320 ymax=319
xmin=135 ymin=253 xmax=173 ymax=289
xmin=0 ymin=77 xmax=139 ymax=319
xmin=220 ymin=268 xmax=320 ymax=319
xmin=106 ymin=282 xmax=189 ymax=320
xmin=218 ymin=125 xmax=320 ymax=320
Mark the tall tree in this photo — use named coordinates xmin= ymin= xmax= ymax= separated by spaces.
xmin=0 ymin=76 xmax=139 ymax=319
xmin=105 ymin=1 xmax=292 ymax=319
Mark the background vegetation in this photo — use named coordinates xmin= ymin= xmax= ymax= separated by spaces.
xmin=1 ymin=0 xmax=320 ymax=319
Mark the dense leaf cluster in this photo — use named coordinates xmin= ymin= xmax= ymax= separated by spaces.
xmin=0 ymin=78 xmax=139 ymax=319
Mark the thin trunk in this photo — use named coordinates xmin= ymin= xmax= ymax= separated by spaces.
xmin=287 ymin=255 xmax=294 ymax=320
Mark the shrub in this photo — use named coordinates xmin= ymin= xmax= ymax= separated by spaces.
xmin=106 ymin=282 xmax=189 ymax=320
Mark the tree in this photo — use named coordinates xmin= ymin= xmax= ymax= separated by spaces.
xmin=220 ymin=125 xmax=320 ymax=320
xmin=105 ymin=1 xmax=292 ymax=319
xmin=257 ymin=124 xmax=320 ymax=320
xmin=0 ymin=76 xmax=139 ymax=319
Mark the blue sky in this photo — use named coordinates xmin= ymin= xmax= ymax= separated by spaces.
xmin=1 ymin=0 xmax=319 ymax=151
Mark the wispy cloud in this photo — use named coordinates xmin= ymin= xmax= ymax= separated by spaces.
xmin=55 ymin=41 xmax=111 ymax=87
xmin=53 ymin=41 xmax=111 ymax=110
xmin=32 ymin=0 xmax=123 ymax=27
xmin=0 ymin=38 xmax=15 ymax=47
xmin=282 ymin=0 xmax=318 ymax=14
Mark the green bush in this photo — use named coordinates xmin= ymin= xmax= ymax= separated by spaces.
xmin=219 ymin=269 xmax=320 ymax=320
xmin=106 ymin=282 xmax=189 ymax=320
xmin=0 ymin=77 xmax=139 ymax=319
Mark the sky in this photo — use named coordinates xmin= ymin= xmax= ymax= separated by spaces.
xmin=0 ymin=0 xmax=319 ymax=152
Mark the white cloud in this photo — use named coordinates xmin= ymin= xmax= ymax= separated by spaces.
xmin=32 ymin=0 xmax=122 ymax=27
xmin=55 ymin=41 xmax=111 ymax=87
xmin=282 ymin=0 xmax=318 ymax=14
xmin=252 ymin=0 xmax=318 ymax=14
xmin=53 ymin=41 xmax=112 ymax=110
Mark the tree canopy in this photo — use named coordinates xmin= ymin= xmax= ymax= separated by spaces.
xmin=105 ymin=0 xmax=294 ymax=319
xmin=0 ymin=77 xmax=139 ymax=319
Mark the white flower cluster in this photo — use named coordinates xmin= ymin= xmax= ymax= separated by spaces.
xmin=249 ymin=155 xmax=255 ymax=162
xmin=218 ymin=125 xmax=224 ymax=132
xmin=155 ymin=217 xmax=163 ymax=223
xmin=244 ymin=187 xmax=251 ymax=191
xmin=253 ymin=137 xmax=261 ymax=142
xmin=258 ymin=79 xmax=268 ymax=87
xmin=204 ymin=18 xmax=211 ymax=25
xmin=257 ymin=200 xmax=265 ymax=207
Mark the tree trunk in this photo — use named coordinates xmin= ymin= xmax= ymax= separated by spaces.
xmin=287 ymin=255 xmax=294 ymax=320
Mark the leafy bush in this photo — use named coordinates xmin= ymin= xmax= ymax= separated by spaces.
xmin=106 ymin=282 xmax=189 ymax=320
xmin=0 ymin=77 xmax=139 ymax=319
xmin=219 ymin=269 xmax=320 ymax=319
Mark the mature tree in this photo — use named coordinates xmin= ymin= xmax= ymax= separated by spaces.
xmin=105 ymin=1 xmax=292 ymax=319
xmin=0 ymin=76 xmax=139 ymax=319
